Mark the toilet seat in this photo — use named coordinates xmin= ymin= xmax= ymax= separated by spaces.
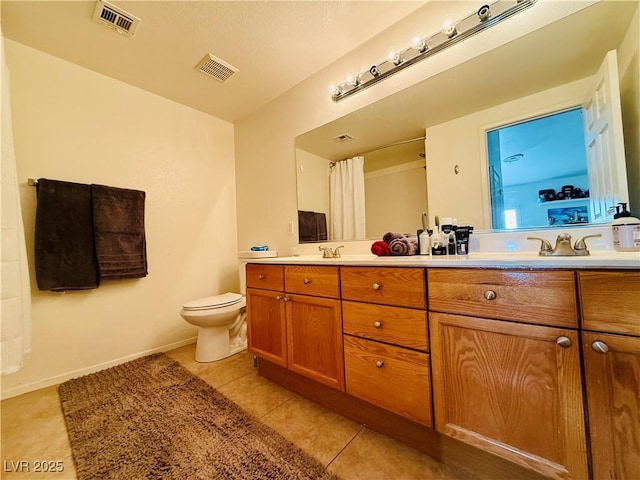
xmin=182 ymin=292 xmax=243 ymax=311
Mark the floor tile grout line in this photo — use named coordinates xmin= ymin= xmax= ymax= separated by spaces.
xmin=253 ymin=394 xmax=296 ymax=420
xmin=324 ymin=424 xmax=366 ymax=470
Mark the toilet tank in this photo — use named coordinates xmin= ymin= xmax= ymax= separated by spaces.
xmin=237 ymin=251 xmax=278 ymax=294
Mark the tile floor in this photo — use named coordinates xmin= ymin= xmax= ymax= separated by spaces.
xmin=1 ymin=344 xmax=478 ymax=480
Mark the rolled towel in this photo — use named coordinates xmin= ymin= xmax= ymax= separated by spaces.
xmin=389 ymin=237 xmax=410 ymax=255
xmin=383 ymin=231 xmax=404 ymax=244
xmin=371 ymin=240 xmax=391 ymax=256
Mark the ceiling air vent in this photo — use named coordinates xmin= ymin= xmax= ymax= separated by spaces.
xmin=333 ymin=133 xmax=355 ymax=142
xmin=92 ymin=0 xmax=141 ymax=37
xmin=196 ymin=54 xmax=238 ymax=82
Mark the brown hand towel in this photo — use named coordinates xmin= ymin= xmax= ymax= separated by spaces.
xmin=34 ymin=179 xmax=99 ymax=291
xmin=91 ymin=184 xmax=147 ymax=280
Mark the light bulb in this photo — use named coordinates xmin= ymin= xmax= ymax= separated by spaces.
xmin=388 ymin=51 xmax=403 ymax=66
xmin=411 ymin=36 xmax=427 ymax=53
xmin=346 ymin=75 xmax=359 ymax=87
xmin=441 ymin=18 xmax=457 ymax=38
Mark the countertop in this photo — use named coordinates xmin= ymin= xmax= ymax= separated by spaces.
xmin=246 ymin=251 xmax=640 ymax=269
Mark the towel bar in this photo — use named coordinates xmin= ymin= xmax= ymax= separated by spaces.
xmin=28 ymin=178 xmax=38 ymax=186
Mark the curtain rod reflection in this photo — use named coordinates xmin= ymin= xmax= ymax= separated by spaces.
xmin=329 ymin=135 xmax=426 ymax=167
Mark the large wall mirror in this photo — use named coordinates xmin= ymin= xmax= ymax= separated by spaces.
xmin=295 ymin=1 xmax=638 ymax=242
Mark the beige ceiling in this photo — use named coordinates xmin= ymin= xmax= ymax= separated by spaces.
xmin=1 ymin=0 xmax=426 ymax=123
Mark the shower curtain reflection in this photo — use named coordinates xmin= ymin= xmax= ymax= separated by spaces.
xmin=329 ymin=156 xmax=366 ymax=241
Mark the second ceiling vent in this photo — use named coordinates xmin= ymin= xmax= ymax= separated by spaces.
xmin=196 ymin=54 xmax=238 ymax=82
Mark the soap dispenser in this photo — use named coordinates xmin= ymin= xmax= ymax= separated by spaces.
xmin=612 ymin=202 xmax=640 ymax=252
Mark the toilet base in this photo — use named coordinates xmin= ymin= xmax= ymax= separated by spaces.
xmin=195 ymin=325 xmax=247 ymax=363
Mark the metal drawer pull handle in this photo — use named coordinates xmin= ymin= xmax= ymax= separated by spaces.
xmin=373 ymin=321 xmax=382 ymax=329
xmin=275 ymin=295 xmax=283 ymax=300
xmin=303 ymin=278 xmax=311 ymax=284
xmin=375 ymin=360 xmax=384 ymax=368
xmin=484 ymin=290 xmax=496 ymax=300
xmin=283 ymin=296 xmax=291 ymax=302
xmin=372 ymin=283 xmax=381 ymax=290
xmin=556 ymin=336 xmax=572 ymax=348
xmin=257 ymin=274 xmax=265 ymax=280
xmin=591 ymin=341 xmax=609 ymax=354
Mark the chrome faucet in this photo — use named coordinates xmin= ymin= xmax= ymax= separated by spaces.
xmin=527 ymin=233 xmax=602 ymax=256
xmin=318 ymin=245 xmax=344 ymax=258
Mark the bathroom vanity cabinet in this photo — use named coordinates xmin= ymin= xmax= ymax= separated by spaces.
xmin=428 ymin=269 xmax=587 ymax=480
xmin=246 ymin=261 xmax=639 ymax=480
xmin=341 ymin=267 xmax=431 ymax=427
xmin=578 ymin=271 xmax=640 ymax=480
xmin=245 ymin=264 xmax=344 ymax=390
xmin=283 ymin=265 xmax=343 ymax=390
xmin=246 ymin=264 xmax=287 ymax=366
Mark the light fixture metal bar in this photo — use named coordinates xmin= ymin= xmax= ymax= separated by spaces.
xmin=331 ymin=0 xmax=536 ymax=102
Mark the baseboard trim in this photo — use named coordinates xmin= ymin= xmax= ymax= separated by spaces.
xmin=1 ymin=337 xmax=197 ymax=400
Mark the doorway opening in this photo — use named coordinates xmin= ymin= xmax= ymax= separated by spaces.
xmin=487 ymin=107 xmax=589 ymax=229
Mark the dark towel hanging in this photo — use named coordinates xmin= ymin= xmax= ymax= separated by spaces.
xmin=34 ymin=179 xmax=100 ymax=291
xmin=91 ymin=184 xmax=147 ymax=280
xmin=298 ymin=210 xmax=328 ymax=243
xmin=298 ymin=210 xmax=317 ymax=243
xmin=315 ymin=212 xmax=327 ymax=241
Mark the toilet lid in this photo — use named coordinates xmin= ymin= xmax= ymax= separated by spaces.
xmin=182 ymin=292 xmax=243 ymax=311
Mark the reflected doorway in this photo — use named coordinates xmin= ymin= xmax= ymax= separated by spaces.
xmin=487 ymin=108 xmax=589 ymax=229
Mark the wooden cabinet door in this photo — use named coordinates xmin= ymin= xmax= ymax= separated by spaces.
xmin=430 ymin=312 xmax=587 ymax=480
xmin=286 ymin=294 xmax=344 ymax=391
xmin=583 ymin=331 xmax=640 ymax=480
xmin=246 ymin=288 xmax=287 ymax=367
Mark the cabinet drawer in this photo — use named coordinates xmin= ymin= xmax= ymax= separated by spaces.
xmin=246 ymin=264 xmax=284 ymax=291
xmin=428 ymin=269 xmax=578 ymax=328
xmin=343 ymin=301 xmax=428 ymax=351
xmin=284 ymin=265 xmax=340 ymax=299
xmin=579 ymin=271 xmax=640 ymax=336
xmin=344 ymin=335 xmax=432 ymax=427
xmin=341 ymin=266 xmax=426 ymax=309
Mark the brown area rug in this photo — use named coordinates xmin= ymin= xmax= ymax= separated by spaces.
xmin=59 ymin=353 xmax=337 ymax=479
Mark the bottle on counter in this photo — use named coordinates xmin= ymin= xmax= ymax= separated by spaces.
xmin=441 ymin=217 xmax=457 ymax=255
xmin=419 ymin=229 xmax=432 ymax=255
xmin=612 ymin=202 xmax=640 ymax=252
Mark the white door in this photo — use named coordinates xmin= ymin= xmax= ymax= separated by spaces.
xmin=583 ymin=49 xmax=629 ymax=223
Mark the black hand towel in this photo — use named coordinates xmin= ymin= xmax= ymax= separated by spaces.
xmin=298 ymin=210 xmax=328 ymax=243
xmin=34 ymin=179 xmax=99 ymax=291
xmin=298 ymin=210 xmax=318 ymax=242
xmin=315 ymin=212 xmax=327 ymax=241
xmin=91 ymin=184 xmax=147 ymax=280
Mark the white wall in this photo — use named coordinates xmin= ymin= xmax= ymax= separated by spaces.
xmin=618 ymin=5 xmax=640 ymax=216
xmin=2 ymin=40 xmax=238 ymax=398
xmin=365 ymin=162 xmax=427 ymax=239
xmin=295 ymin=149 xmax=330 ymax=215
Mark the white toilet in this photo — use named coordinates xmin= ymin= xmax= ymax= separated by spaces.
xmin=180 ymin=250 xmax=277 ymax=362
xmin=180 ymin=292 xmax=247 ymax=362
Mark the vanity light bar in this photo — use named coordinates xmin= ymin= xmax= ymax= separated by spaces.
xmin=330 ymin=0 xmax=536 ymax=102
